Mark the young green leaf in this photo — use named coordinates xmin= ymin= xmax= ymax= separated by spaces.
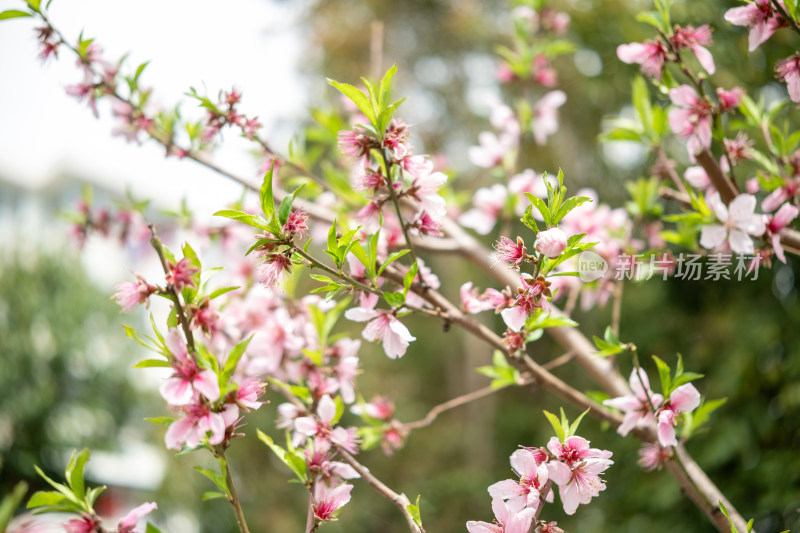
xmin=543 ymin=410 xmax=565 ymax=442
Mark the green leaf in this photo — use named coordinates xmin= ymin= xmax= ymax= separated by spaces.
xmin=145 ymin=522 xmax=164 ymax=533
xmin=207 ymin=286 xmax=240 ymax=300
xmin=635 ymin=10 xmax=665 ymax=31
xmin=543 ymin=410 xmax=565 ymax=442
xmin=25 ymin=0 xmax=41 ymax=11
xmin=278 ymin=184 xmax=306 ymax=227
xmin=377 ymin=250 xmax=410 ymax=276
xmin=194 ymin=467 xmax=229 ymax=495
xmin=0 ymin=481 xmax=27 ymax=530
xmin=527 ymin=311 xmax=578 ymax=330
xmin=260 ymin=161 xmax=276 ymax=219
xmin=213 ymin=210 xmax=269 ymax=231
xmin=221 ymin=335 xmax=253 ymax=382
xmin=65 ymin=449 xmax=89 ymax=500
xmin=525 ymin=193 xmax=551 ymax=227
xmin=383 ymin=291 xmax=405 ymax=308
xmin=652 ymin=355 xmax=672 ymax=396
xmin=553 ymin=196 xmax=592 ymax=225
xmin=327 ymin=79 xmax=376 ymax=126
xmin=132 ymin=358 xmax=171 ymax=368
xmin=144 ymin=416 xmax=175 ymax=426
xmin=0 ymin=9 xmax=32 ymax=20
xmin=683 ymin=398 xmax=726 ymax=440
xmin=403 ymin=261 xmax=419 ymax=298
xmin=632 ymin=76 xmax=656 ymax=140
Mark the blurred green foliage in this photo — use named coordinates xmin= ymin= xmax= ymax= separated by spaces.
xmin=0 ymin=252 xmax=143 ymax=494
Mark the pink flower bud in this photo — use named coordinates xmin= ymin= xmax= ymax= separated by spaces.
xmin=535 ymin=227 xmax=568 ymax=258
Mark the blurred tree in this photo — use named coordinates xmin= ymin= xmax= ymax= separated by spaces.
xmin=0 ymin=251 xmax=144 ymax=495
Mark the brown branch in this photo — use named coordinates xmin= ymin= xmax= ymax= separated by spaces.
xmin=400 ymin=382 xmax=528 ymax=431
xmin=695 ymin=149 xmax=739 ymax=204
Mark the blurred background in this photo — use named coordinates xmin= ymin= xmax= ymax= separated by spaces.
xmin=1 ymin=0 xmax=799 ymax=532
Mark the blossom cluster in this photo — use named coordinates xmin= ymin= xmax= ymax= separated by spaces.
xmin=468 ymin=435 xmax=613 ymax=532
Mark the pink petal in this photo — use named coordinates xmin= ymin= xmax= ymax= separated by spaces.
xmin=466 ymin=521 xmax=499 ymax=533
xmin=501 ymin=306 xmax=528 ymax=332
xmin=617 ymin=42 xmax=648 ymax=64
xmin=165 ymin=417 xmax=195 ymax=450
xmin=505 ymin=507 xmax=535 ymax=533
xmin=700 ymin=225 xmax=728 ymax=250
xmin=509 ymin=449 xmax=538 ymax=478
xmin=692 ymin=45 xmax=716 ymax=74
xmin=657 ymin=415 xmax=678 ymax=447
xmin=193 ymin=369 xmax=221 ymax=402
xmin=669 ymin=85 xmax=699 ymax=108
xmin=294 ymin=416 xmax=318 ymax=436
xmin=118 ymin=502 xmax=157 ymax=531
xmin=317 ymin=394 xmax=337 ymax=424
xmin=344 ymin=307 xmax=379 ymax=323
xmin=159 ymin=378 xmax=193 ymax=406
xmin=546 ymin=461 xmax=571 ymax=486
xmin=670 ymin=383 xmax=701 ymax=413
xmin=488 ymin=479 xmax=524 ymax=500
xmin=729 ymin=229 xmax=755 ymax=255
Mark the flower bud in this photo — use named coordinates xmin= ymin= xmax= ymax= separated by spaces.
xmin=535 ymin=227 xmax=568 ymax=258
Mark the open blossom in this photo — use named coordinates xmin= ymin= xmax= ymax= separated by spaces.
xmin=532 ymin=90 xmax=566 ymax=145
xmin=117 ymin=502 xmax=157 ymax=533
xmin=671 ymin=24 xmax=715 ymax=75
xmin=546 ymin=436 xmax=613 ymax=515
xmin=113 ymin=274 xmax=157 ymax=312
xmin=166 ymin=258 xmax=199 ymax=291
xmin=159 ymin=329 xmax=220 ymax=406
xmin=700 ymin=193 xmax=766 ymax=255
xmin=761 ymin=177 xmax=799 ymax=212
xmin=460 ymin=282 xmax=503 ymax=314
xmin=338 ymin=129 xmax=377 ymax=160
xmin=501 ymin=275 xmax=552 ymax=331
xmin=459 ymin=184 xmax=508 ymax=235
xmin=535 ymin=227 xmax=567 ymax=258
xmin=488 ymin=449 xmax=549 ymax=511
xmin=638 ymin=443 xmax=670 ymax=472
xmin=294 ymin=394 xmax=359 ymax=453
xmin=603 ymin=368 xmax=663 ymax=437
xmin=165 ymin=403 xmax=239 ymax=450
xmin=766 ymin=203 xmax=799 ymax=263
xmin=408 ymin=161 xmax=448 ymax=221
xmin=256 ymin=252 xmax=293 ymax=288
xmin=344 ymin=294 xmax=415 ymax=359
xmin=494 ymin=236 xmax=527 ymax=269
xmin=668 ymin=85 xmax=712 ymax=157
xmin=717 ymin=87 xmax=744 ymax=112
xmin=313 ymin=484 xmax=353 ymax=522
xmin=469 ymin=131 xmax=514 ymax=168
xmin=466 ymin=497 xmax=535 ymax=533
xmin=776 ymin=54 xmax=800 ymax=102
xmin=617 ymin=39 xmax=668 ymax=79
xmin=724 ymin=0 xmax=786 ymax=52
xmin=657 ymin=383 xmax=701 ymax=447
xmin=65 ymin=75 xmax=99 ymax=118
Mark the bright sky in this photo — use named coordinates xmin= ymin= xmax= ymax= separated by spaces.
xmin=0 ymin=0 xmax=308 ymax=214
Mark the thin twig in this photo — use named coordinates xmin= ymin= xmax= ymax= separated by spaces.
xmin=221 ymin=450 xmax=252 ymax=533
xmin=400 ymin=382 xmax=529 ymax=431
xmin=148 ymin=224 xmax=197 ymax=354
xmin=335 ymin=448 xmax=425 ymax=533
